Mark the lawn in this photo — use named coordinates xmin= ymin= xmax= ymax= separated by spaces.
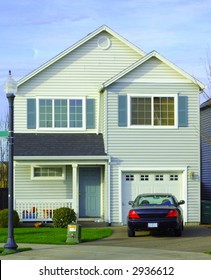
xmin=0 ymin=227 xmax=113 ymax=245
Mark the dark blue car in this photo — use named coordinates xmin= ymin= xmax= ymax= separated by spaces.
xmin=127 ymin=193 xmax=185 ymax=237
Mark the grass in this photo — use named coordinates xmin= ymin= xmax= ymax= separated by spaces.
xmin=0 ymin=227 xmax=113 ymax=245
xmin=205 ymin=250 xmax=211 ymax=255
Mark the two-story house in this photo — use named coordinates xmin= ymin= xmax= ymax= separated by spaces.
xmin=14 ymin=25 xmax=204 ymax=225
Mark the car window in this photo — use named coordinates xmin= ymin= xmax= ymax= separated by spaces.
xmin=136 ymin=195 xmax=174 ymax=206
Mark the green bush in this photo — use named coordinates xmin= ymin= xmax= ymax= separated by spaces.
xmin=52 ymin=207 xmax=76 ymax=228
xmin=0 ymin=209 xmax=20 ymax=228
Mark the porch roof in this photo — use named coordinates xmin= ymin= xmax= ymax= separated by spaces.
xmin=14 ymin=133 xmax=107 ymax=156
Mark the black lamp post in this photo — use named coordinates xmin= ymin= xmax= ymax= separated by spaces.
xmin=3 ymin=70 xmax=18 ymax=253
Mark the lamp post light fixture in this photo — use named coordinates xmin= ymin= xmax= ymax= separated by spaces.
xmin=3 ymin=70 xmax=18 ymax=253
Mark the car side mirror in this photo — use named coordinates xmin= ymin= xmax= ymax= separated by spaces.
xmin=178 ymin=200 xmax=185 ymax=205
xmin=128 ymin=201 xmax=134 ymax=206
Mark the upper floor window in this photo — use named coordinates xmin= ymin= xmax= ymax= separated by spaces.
xmin=130 ymin=95 xmax=176 ymax=127
xmin=27 ymin=98 xmax=95 ymax=130
xmin=39 ymin=98 xmax=85 ymax=129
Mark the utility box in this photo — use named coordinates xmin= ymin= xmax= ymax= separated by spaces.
xmin=66 ymin=224 xmax=81 ymax=243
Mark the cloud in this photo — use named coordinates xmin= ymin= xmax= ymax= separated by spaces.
xmin=32 ymin=48 xmax=40 ymax=60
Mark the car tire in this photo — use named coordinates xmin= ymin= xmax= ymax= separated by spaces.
xmin=128 ymin=229 xmax=135 ymax=237
xmin=174 ymin=224 xmax=182 ymax=237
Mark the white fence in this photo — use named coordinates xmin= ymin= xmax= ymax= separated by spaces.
xmin=16 ymin=199 xmax=73 ymax=222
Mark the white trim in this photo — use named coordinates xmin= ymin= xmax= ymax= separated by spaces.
xmin=119 ymin=166 xmax=188 ymax=224
xmin=127 ymin=93 xmax=178 ymax=129
xmin=14 ymin=156 xmax=110 ymax=162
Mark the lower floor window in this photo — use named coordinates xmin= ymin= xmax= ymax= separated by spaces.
xmin=33 ymin=167 xmax=64 ymax=179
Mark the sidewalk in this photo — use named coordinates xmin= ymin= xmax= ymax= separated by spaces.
xmin=1 ymin=243 xmax=211 ymax=260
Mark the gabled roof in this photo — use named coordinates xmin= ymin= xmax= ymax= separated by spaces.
xmin=17 ymin=25 xmax=146 ymax=86
xmin=200 ymin=98 xmax=211 ymax=109
xmin=14 ymin=133 xmax=107 ymax=157
xmin=100 ymin=51 xmax=205 ymax=91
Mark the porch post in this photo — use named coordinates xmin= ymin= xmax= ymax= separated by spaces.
xmin=72 ymin=163 xmax=78 ymax=217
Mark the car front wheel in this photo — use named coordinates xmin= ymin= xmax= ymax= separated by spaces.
xmin=128 ymin=228 xmax=135 ymax=237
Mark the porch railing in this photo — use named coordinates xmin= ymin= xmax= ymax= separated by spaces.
xmin=15 ymin=199 xmax=73 ymax=222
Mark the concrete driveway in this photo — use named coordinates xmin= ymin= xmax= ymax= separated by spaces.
xmin=1 ymin=225 xmax=211 ymax=260
xmin=83 ymin=225 xmax=211 ymax=253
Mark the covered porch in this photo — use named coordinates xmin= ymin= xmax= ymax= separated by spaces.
xmin=14 ymin=159 xmax=110 ymax=223
xmin=14 ymin=133 xmax=110 ymax=223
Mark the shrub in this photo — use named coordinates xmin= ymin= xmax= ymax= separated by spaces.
xmin=52 ymin=207 xmax=76 ymax=228
xmin=0 ymin=209 xmax=20 ymax=228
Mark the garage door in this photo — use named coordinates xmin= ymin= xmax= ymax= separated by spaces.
xmin=122 ymin=171 xmax=184 ymax=224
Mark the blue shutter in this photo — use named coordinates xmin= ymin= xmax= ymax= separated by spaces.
xmin=118 ymin=95 xmax=127 ymax=126
xmin=27 ymin=99 xmax=36 ymax=129
xmin=178 ymin=96 xmax=188 ymax=127
xmin=86 ymin=99 xmax=95 ymax=129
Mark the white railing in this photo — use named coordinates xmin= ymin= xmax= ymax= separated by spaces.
xmin=15 ymin=199 xmax=73 ymax=222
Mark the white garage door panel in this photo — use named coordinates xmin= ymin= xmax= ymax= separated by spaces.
xmin=122 ymin=172 xmax=183 ymax=225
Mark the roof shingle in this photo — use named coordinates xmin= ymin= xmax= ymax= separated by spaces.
xmin=14 ymin=133 xmax=106 ymax=157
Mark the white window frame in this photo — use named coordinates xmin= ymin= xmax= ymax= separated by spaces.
xmin=127 ymin=94 xmax=178 ymax=129
xmin=36 ymin=97 xmax=86 ymax=130
xmin=31 ymin=166 xmax=66 ymax=180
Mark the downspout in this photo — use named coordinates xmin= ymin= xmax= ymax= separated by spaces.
xmin=98 ymin=84 xmax=104 ymax=135
xmin=97 ymin=90 xmax=101 ymax=135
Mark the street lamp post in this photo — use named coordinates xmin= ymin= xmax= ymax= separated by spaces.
xmin=3 ymin=70 xmax=18 ymax=253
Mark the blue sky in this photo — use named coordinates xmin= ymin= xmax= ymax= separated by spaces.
xmin=1 ymin=0 xmax=211 ymax=118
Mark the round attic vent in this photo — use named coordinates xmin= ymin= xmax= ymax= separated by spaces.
xmin=97 ymin=36 xmax=111 ymax=50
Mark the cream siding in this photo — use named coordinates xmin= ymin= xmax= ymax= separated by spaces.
xmin=15 ymin=31 xmax=142 ymax=133
xmin=118 ymin=57 xmax=193 ymax=83
xmin=15 ymin=165 xmax=72 ymax=200
xmin=106 ymin=74 xmax=201 ymax=223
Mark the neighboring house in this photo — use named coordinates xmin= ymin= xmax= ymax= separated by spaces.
xmin=200 ymin=99 xmax=211 ymax=224
xmin=14 ymin=25 xmax=204 ymax=225
xmin=200 ymin=99 xmax=211 ymax=200
xmin=0 ymin=162 xmax=8 ymax=188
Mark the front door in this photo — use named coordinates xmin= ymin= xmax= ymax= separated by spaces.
xmin=79 ymin=167 xmax=101 ymax=218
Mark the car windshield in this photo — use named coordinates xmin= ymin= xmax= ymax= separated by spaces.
xmin=134 ymin=195 xmax=175 ymax=206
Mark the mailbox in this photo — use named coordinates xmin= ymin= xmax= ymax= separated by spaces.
xmin=66 ymin=223 xmax=81 ymax=243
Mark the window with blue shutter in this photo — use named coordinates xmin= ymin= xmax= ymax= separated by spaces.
xmin=118 ymin=95 xmax=127 ymax=126
xmin=178 ymin=96 xmax=188 ymax=127
xmin=27 ymin=99 xmax=36 ymax=129
xmin=86 ymin=99 xmax=95 ymax=129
